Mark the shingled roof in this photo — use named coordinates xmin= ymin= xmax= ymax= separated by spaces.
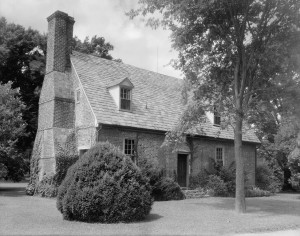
xmin=71 ymin=51 xmax=260 ymax=144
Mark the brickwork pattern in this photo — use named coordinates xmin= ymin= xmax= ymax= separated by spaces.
xmin=191 ymin=138 xmax=256 ymax=185
xmin=46 ymin=11 xmax=74 ymax=73
xmin=54 ymin=98 xmax=74 ymax=128
xmin=38 ymin=101 xmax=54 ymax=130
xmin=73 ymin=69 xmax=96 ymax=128
xmin=32 ymin=11 xmax=76 ymax=180
xmin=77 ymin=127 xmax=97 ymax=150
xmin=98 ymin=126 xmax=256 ymax=186
xmin=98 ymin=126 xmax=182 ymax=180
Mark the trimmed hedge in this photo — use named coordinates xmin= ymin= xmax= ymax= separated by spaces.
xmin=57 ymin=142 xmax=153 ymax=223
xmin=152 ymin=177 xmax=185 ymax=201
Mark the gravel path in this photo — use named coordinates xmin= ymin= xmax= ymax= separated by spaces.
xmin=1 ymin=182 xmax=300 ymax=235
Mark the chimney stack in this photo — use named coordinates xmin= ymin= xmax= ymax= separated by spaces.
xmin=46 ymin=11 xmax=75 ymax=73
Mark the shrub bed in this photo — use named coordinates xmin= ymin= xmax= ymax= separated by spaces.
xmin=189 ymin=163 xmax=236 ymax=197
xmin=138 ymin=156 xmax=185 ymax=201
xmin=57 ymin=142 xmax=153 ymax=223
xmin=189 ymin=162 xmax=274 ymax=197
xmin=245 ymin=186 xmax=272 ymax=197
xmin=256 ymin=163 xmax=282 ymax=193
xmin=35 ymin=173 xmax=57 ymax=198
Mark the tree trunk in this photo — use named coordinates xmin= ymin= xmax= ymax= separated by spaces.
xmin=235 ymin=112 xmax=246 ymax=213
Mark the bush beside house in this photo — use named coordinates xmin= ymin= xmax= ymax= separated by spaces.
xmin=189 ymin=162 xmax=273 ymax=197
xmin=57 ymin=142 xmax=153 ymax=223
xmin=138 ymin=155 xmax=185 ymax=201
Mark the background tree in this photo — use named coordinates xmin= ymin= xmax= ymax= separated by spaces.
xmin=72 ymin=36 xmax=122 ymax=62
xmin=0 ymin=17 xmax=119 ymax=180
xmin=129 ymin=0 xmax=300 ymax=212
xmin=0 ymin=82 xmax=27 ymax=181
xmin=0 ymin=17 xmax=46 ymax=159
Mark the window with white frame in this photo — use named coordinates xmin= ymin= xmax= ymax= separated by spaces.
xmin=75 ymin=88 xmax=81 ymax=103
xmin=120 ymin=88 xmax=131 ymax=110
xmin=215 ymin=147 xmax=224 ymax=166
xmin=124 ymin=139 xmax=136 ymax=162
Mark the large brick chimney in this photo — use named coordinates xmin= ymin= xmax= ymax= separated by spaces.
xmin=46 ymin=11 xmax=74 ymax=73
xmin=31 ymin=11 xmax=76 ymax=180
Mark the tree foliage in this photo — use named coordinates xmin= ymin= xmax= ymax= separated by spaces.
xmin=0 ymin=82 xmax=27 ymax=181
xmin=72 ymin=36 xmax=122 ymax=62
xmin=0 ymin=17 xmax=120 ymax=180
xmin=129 ymin=0 xmax=300 ymax=212
xmin=0 ymin=17 xmax=47 ymax=157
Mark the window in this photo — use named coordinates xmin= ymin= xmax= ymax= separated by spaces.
xmin=120 ymin=88 xmax=131 ymax=110
xmin=215 ymin=147 xmax=224 ymax=166
xmin=214 ymin=107 xmax=221 ymax=126
xmin=124 ymin=139 xmax=136 ymax=163
xmin=79 ymin=149 xmax=88 ymax=157
xmin=76 ymin=88 xmax=81 ymax=103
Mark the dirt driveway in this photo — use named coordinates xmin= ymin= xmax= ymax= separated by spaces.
xmin=1 ymin=182 xmax=300 ymax=235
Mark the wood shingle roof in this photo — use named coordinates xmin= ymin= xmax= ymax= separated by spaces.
xmin=71 ymin=51 xmax=260 ymax=144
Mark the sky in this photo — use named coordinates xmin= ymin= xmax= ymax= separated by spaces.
xmin=0 ymin=0 xmax=182 ymax=78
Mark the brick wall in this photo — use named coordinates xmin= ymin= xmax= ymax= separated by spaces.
xmin=98 ymin=126 xmax=176 ymax=177
xmin=191 ymin=138 xmax=256 ymax=185
xmin=97 ymin=126 xmax=256 ymax=186
xmin=72 ymin=67 xmax=97 ymax=151
xmin=46 ymin=11 xmax=74 ymax=73
xmin=31 ymin=11 xmax=76 ymax=179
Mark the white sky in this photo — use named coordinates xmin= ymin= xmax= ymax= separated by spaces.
xmin=0 ymin=0 xmax=182 ymax=78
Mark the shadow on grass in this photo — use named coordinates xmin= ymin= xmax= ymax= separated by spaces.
xmin=191 ymin=195 xmax=300 ymax=216
xmin=143 ymin=213 xmax=163 ymax=222
xmin=0 ymin=186 xmax=27 ymax=197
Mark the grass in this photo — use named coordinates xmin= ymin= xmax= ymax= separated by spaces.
xmin=0 ymin=182 xmax=300 ymax=235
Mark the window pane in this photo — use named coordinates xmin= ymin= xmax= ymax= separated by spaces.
xmin=216 ymin=148 xmax=223 ymax=165
xmin=124 ymin=139 xmax=135 ymax=156
xmin=121 ymin=99 xmax=131 ymax=110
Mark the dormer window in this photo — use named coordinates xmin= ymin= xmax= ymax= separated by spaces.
xmin=214 ymin=107 xmax=221 ymax=126
xmin=107 ymin=77 xmax=134 ymax=112
xmin=120 ymin=88 xmax=131 ymax=110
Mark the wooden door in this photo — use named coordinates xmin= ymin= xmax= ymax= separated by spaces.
xmin=177 ymin=154 xmax=188 ymax=187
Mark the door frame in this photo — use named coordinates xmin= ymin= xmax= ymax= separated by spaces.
xmin=177 ymin=152 xmax=191 ymax=188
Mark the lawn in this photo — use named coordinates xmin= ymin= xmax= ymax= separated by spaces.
xmin=0 ymin=182 xmax=300 ymax=235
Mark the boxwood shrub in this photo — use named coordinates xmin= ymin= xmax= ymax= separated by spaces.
xmin=138 ymin=156 xmax=185 ymax=201
xmin=56 ymin=142 xmax=153 ymax=223
xmin=152 ymin=177 xmax=185 ymax=201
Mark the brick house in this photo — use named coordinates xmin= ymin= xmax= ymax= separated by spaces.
xmin=33 ymin=10 xmax=260 ymax=187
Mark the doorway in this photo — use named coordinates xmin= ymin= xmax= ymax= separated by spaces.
xmin=177 ymin=154 xmax=188 ymax=187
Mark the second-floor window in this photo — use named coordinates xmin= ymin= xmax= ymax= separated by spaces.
xmin=214 ymin=107 xmax=221 ymax=126
xmin=120 ymin=88 xmax=131 ymax=110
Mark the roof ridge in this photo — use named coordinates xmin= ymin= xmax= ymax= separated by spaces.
xmin=71 ymin=50 xmax=182 ymax=81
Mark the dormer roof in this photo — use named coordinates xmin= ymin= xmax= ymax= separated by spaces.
xmin=107 ymin=77 xmax=134 ymax=89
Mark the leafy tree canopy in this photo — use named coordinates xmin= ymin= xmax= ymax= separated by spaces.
xmin=0 ymin=82 xmax=27 ymax=181
xmin=72 ymin=35 xmax=122 ymax=62
xmin=129 ymin=0 xmax=300 ymax=212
